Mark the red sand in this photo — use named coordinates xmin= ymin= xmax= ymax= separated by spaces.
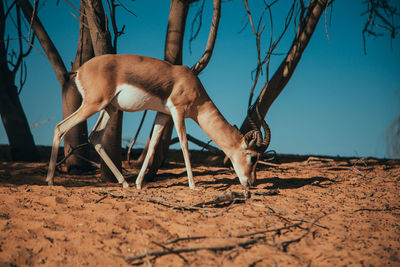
xmin=0 ymin=151 xmax=399 ymax=266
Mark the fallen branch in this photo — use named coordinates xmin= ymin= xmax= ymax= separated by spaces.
xmin=164 ymin=222 xmax=302 ymax=246
xmin=165 ymin=235 xmax=208 ymax=245
xmin=273 ymin=214 xmax=326 ymax=252
xmin=353 ymin=206 xmax=400 ymax=213
xmin=98 ymin=188 xmax=216 ymax=212
xmin=192 ymin=190 xmax=250 ymax=207
xmin=127 ymin=221 xmax=320 ymax=264
xmin=235 ymin=222 xmax=303 ymax=238
xmin=126 ymin=237 xmax=263 ymax=263
xmin=151 ymin=241 xmax=189 ymax=264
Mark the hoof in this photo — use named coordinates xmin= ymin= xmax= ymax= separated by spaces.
xmin=122 ymin=181 xmax=129 ymax=188
xmin=136 ymin=184 xmax=142 ymax=190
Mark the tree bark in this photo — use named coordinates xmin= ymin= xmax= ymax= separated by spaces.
xmin=83 ymin=0 xmax=122 ymax=181
xmin=133 ymin=0 xmax=189 ymax=179
xmin=62 ymin=3 xmax=93 ymax=173
xmin=240 ymin=0 xmax=329 ymax=134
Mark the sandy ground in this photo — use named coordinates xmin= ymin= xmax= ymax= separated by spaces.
xmin=0 ymin=149 xmax=399 ymax=266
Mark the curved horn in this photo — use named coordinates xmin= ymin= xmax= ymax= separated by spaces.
xmin=247 ymin=107 xmax=260 ymax=133
xmin=255 ymin=105 xmax=271 ymax=153
xmin=245 ymin=107 xmax=263 ymax=147
xmin=242 ymin=107 xmax=261 ymax=148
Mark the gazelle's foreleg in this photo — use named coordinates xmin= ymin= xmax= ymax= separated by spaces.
xmin=170 ymin=108 xmax=195 ymax=190
xmin=89 ymin=107 xmax=129 ymax=188
xmin=136 ymin=112 xmax=170 ymax=189
xmin=47 ymin=105 xmax=97 ymax=185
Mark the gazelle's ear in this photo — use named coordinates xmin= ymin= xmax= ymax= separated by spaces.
xmin=242 ymin=130 xmax=259 ymax=150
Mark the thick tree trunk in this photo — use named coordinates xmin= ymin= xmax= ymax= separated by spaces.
xmin=0 ymin=0 xmax=38 ymax=161
xmin=134 ymin=0 xmax=189 ymax=179
xmin=63 ymin=4 xmax=93 ymax=173
xmin=84 ymin=0 xmax=122 ymax=181
xmin=0 ymin=68 xmax=38 ymax=161
xmin=240 ymin=0 xmax=328 ymax=134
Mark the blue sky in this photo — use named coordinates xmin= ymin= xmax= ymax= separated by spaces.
xmin=1 ymin=0 xmax=399 ymax=159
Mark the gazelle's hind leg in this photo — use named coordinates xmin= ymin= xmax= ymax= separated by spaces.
xmin=46 ymin=104 xmax=99 ymax=185
xmin=89 ymin=106 xmax=129 ymax=188
xmin=136 ymin=112 xmax=170 ymax=189
xmin=169 ymin=108 xmax=195 ymax=190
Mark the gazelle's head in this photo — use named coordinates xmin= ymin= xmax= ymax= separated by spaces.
xmin=231 ymin=109 xmax=271 ymax=187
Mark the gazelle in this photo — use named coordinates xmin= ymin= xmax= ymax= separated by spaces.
xmin=47 ymin=54 xmax=270 ymax=189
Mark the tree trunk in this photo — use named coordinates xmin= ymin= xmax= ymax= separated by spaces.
xmin=17 ymin=0 xmax=93 ymax=169
xmin=0 ymin=83 xmax=38 ymax=162
xmin=0 ymin=71 xmax=38 ymax=162
xmin=83 ymin=0 xmax=122 ymax=181
xmin=240 ymin=0 xmax=328 ymax=134
xmin=134 ymin=0 xmax=189 ymax=180
xmin=0 ymin=0 xmax=38 ymax=161
xmin=63 ymin=4 xmax=93 ymax=173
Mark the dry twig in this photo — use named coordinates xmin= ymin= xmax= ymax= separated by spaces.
xmin=126 ymin=237 xmax=263 ymax=263
xmin=98 ymin=188 xmax=216 ymax=212
xmin=353 ymin=206 xmax=400 ymax=213
xmin=192 ymin=190 xmax=250 ymax=207
xmin=127 ymin=220 xmax=325 ymax=264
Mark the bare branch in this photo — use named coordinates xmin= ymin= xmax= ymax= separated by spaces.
xmin=243 ymin=0 xmax=296 ymax=110
xmin=188 ymin=0 xmax=205 ymax=54
xmin=170 ymin=134 xmax=222 ymax=154
xmin=240 ymin=0 xmax=329 ymax=137
xmin=4 ymin=1 xmax=17 ymax=20
xmin=16 ymin=0 xmax=68 ymax=87
xmin=362 ymin=0 xmax=399 ymax=54
xmin=64 ymin=0 xmax=86 ymax=18
xmin=191 ymin=0 xmax=221 ymax=75
xmin=115 ymin=0 xmax=136 ymax=17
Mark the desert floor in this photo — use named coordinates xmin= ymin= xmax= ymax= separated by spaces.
xmin=0 ymin=148 xmax=399 ymax=266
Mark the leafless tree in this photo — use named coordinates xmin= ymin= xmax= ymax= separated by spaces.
xmin=361 ymin=0 xmax=399 ymax=54
xmin=16 ymin=0 xmax=96 ymax=172
xmin=16 ymin=0 xmax=130 ymax=179
xmin=0 ymin=0 xmax=38 ymax=161
xmin=131 ymin=0 xmax=221 ymax=181
xmin=239 ymin=0 xmax=332 ymax=139
xmin=240 ymin=0 xmax=398 ymax=159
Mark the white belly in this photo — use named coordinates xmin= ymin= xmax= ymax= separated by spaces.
xmin=112 ymin=84 xmax=170 ymax=114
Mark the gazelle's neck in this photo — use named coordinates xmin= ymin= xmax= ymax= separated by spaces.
xmin=194 ymin=100 xmax=243 ymax=158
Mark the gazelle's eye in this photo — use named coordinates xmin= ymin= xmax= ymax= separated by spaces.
xmin=250 ymin=155 xmax=257 ymax=165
